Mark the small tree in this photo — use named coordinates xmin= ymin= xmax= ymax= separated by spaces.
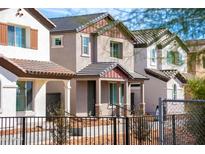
xmin=48 ymin=103 xmax=71 ymax=145
xmin=130 ymin=108 xmax=151 ymax=144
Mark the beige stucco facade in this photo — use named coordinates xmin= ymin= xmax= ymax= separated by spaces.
xmin=49 ymin=18 xmax=145 ymax=116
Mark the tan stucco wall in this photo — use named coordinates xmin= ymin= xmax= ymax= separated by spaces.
xmin=96 ymin=35 xmax=134 ymax=72
xmin=50 ymin=32 xmax=77 ymax=72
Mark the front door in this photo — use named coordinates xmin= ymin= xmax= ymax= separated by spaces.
xmin=87 ymin=81 xmax=96 ymax=116
xmin=46 ymin=93 xmax=61 ymax=116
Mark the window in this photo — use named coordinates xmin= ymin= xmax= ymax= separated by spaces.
xmin=16 ymin=81 xmax=33 ymax=111
xmin=172 ymin=84 xmax=177 ymax=100
xmin=82 ymin=36 xmax=89 ymax=56
xmin=8 ymin=25 xmax=26 ymax=48
xmin=120 ymin=84 xmax=124 ymax=106
xmin=51 ymin=35 xmax=63 ymax=48
xmin=110 ymin=41 xmax=123 ymax=59
xmin=110 ymin=83 xmax=117 ymax=106
xmin=167 ymin=51 xmax=184 ymax=66
xmin=150 ymin=48 xmax=157 ymax=65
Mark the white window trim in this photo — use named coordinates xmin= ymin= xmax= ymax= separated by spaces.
xmin=150 ymin=48 xmax=157 ymax=66
xmin=51 ymin=35 xmax=64 ymax=48
xmin=81 ymin=35 xmax=90 ymax=57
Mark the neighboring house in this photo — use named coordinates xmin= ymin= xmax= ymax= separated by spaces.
xmin=0 ymin=8 xmax=75 ymax=117
xmin=133 ymin=28 xmax=191 ymax=114
xmin=186 ymin=39 xmax=205 ymax=78
xmin=48 ymin=13 xmax=148 ymax=116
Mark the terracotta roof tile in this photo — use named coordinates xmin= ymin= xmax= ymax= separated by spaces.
xmin=0 ymin=55 xmax=75 ymax=79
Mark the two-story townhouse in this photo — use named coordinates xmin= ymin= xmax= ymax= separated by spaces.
xmin=48 ymin=13 xmax=148 ymax=116
xmin=186 ymin=39 xmax=205 ymax=78
xmin=0 ymin=8 xmax=75 ymax=117
xmin=133 ymin=28 xmax=192 ymax=114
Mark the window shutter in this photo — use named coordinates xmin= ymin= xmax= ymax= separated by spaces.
xmin=30 ymin=29 xmax=38 ymax=50
xmin=0 ymin=23 xmax=8 ymax=45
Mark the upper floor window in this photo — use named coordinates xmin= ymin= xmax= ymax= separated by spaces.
xmin=51 ymin=35 xmax=63 ymax=48
xmin=167 ymin=51 xmax=184 ymax=66
xmin=0 ymin=22 xmax=38 ymax=50
xmin=110 ymin=41 xmax=123 ymax=59
xmin=82 ymin=36 xmax=90 ymax=56
xmin=8 ymin=25 xmax=26 ymax=48
xmin=150 ymin=48 xmax=157 ymax=65
xmin=16 ymin=81 xmax=33 ymax=111
xmin=172 ymin=84 xmax=177 ymax=100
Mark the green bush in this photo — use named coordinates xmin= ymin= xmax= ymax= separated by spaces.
xmin=185 ymin=78 xmax=205 ymax=144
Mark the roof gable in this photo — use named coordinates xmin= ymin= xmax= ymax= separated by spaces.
xmin=50 ymin=12 xmax=136 ymax=41
xmin=50 ymin=12 xmax=111 ymax=33
xmin=77 ymin=62 xmax=148 ymax=80
xmin=145 ymin=68 xmax=190 ymax=83
xmin=0 ymin=8 xmax=55 ymax=30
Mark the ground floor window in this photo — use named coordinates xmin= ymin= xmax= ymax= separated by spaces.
xmin=16 ymin=81 xmax=33 ymax=111
xmin=110 ymin=83 xmax=117 ymax=106
xmin=120 ymin=84 xmax=124 ymax=106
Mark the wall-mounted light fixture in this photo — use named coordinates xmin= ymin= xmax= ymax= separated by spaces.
xmin=16 ymin=8 xmax=23 ymax=17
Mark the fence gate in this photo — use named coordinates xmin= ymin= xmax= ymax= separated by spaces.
xmin=159 ymin=98 xmax=205 ymax=145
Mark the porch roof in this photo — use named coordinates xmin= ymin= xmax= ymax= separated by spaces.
xmin=0 ymin=55 xmax=75 ymax=80
xmin=77 ymin=62 xmax=148 ymax=80
xmin=144 ymin=68 xmax=192 ymax=83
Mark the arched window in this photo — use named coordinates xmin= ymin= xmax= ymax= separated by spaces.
xmin=172 ymin=84 xmax=177 ymax=100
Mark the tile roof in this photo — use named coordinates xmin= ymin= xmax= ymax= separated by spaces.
xmin=0 ymin=55 xmax=75 ymax=79
xmin=50 ymin=12 xmax=109 ymax=32
xmin=144 ymin=68 xmax=190 ymax=83
xmin=77 ymin=62 xmax=148 ymax=80
xmin=132 ymin=28 xmax=169 ymax=47
xmin=132 ymin=28 xmax=189 ymax=52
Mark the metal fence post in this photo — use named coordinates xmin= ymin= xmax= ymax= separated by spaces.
xmin=22 ymin=117 xmax=26 ymax=145
xmin=113 ymin=117 xmax=117 ymax=145
xmin=125 ymin=117 xmax=130 ymax=145
xmin=159 ymin=97 xmax=164 ymax=145
xmin=172 ymin=115 xmax=176 ymax=145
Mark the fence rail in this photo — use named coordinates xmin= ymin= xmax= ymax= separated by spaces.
xmin=0 ymin=116 xmax=160 ymax=145
xmin=1 ymin=99 xmax=205 ymax=145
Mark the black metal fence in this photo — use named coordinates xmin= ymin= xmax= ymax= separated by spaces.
xmin=1 ymin=99 xmax=205 ymax=145
xmin=0 ymin=116 xmax=160 ymax=145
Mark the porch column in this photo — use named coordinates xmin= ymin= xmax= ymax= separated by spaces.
xmin=124 ymin=81 xmax=131 ymax=116
xmin=64 ymin=80 xmax=71 ymax=114
xmin=140 ymin=82 xmax=145 ymax=115
xmin=96 ymin=78 xmax=101 ymax=116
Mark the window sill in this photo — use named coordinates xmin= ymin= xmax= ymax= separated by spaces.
xmin=81 ymin=54 xmax=90 ymax=58
xmin=16 ymin=111 xmax=35 ymax=116
xmin=51 ymin=45 xmax=64 ymax=48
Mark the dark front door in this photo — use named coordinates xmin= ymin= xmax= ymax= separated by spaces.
xmin=131 ymin=92 xmax=135 ymax=114
xmin=87 ymin=81 xmax=96 ymax=116
xmin=46 ymin=93 xmax=61 ymax=116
